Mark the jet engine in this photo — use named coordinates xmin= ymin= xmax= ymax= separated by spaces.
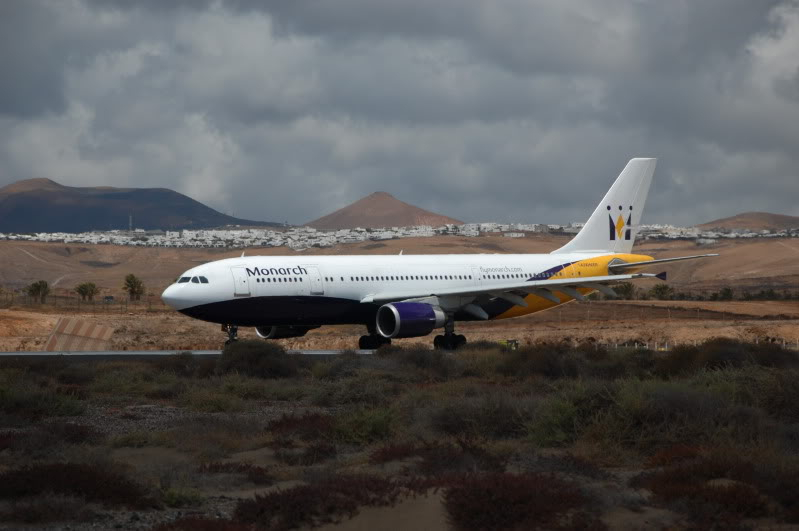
xmin=255 ymin=325 xmax=319 ymax=339
xmin=376 ymin=302 xmax=446 ymax=339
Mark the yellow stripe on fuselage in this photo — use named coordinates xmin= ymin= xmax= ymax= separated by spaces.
xmin=492 ymin=253 xmax=652 ymax=320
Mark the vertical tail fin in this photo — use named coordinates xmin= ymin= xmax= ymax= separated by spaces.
xmin=552 ymin=158 xmax=656 ymax=255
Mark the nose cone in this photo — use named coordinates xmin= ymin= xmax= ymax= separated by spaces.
xmin=161 ymin=284 xmax=181 ymax=309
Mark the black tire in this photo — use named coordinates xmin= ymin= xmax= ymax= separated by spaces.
xmin=433 ymin=335 xmax=444 ymax=350
xmin=455 ymin=334 xmax=467 ymax=349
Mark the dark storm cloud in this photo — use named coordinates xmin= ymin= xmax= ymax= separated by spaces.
xmin=1 ymin=0 xmax=797 ymax=227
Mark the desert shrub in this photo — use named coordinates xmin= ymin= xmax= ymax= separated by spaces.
xmin=431 ymin=393 xmax=536 ymax=439
xmin=383 ymin=346 xmax=458 ymax=381
xmin=369 ymin=442 xmax=419 ymax=464
xmin=0 ymin=385 xmax=85 ymax=419
xmin=656 ymin=338 xmax=799 ymax=377
xmin=0 ymin=422 xmax=102 ymax=455
xmin=312 ymin=372 xmax=402 ymax=407
xmin=145 ymin=380 xmax=188 ymax=399
xmin=310 ymin=352 xmax=360 ymax=380
xmin=692 ymin=366 xmax=799 ymax=422
xmin=275 ymin=441 xmax=337 ymax=466
xmin=590 ymin=379 xmax=767 ymax=452
xmin=457 ymin=346 xmax=504 ymax=378
xmin=162 ymin=487 xmax=203 ymax=508
xmin=0 ymin=463 xmax=154 ymax=508
xmin=527 ymin=380 xmax=610 ymax=447
xmin=153 ymin=517 xmax=252 ymax=531
xmin=234 ymin=474 xmax=422 ymax=529
xmin=54 ymin=364 xmax=96 ymax=385
xmin=219 ymin=374 xmax=271 ymax=400
xmin=632 ymin=453 xmax=771 ymax=523
xmin=416 ymin=440 xmax=507 ymax=476
xmin=153 ymin=352 xmax=200 ymax=377
xmin=169 ymin=417 xmax=268 ymax=458
xmin=198 ymin=462 xmax=273 ymax=485
xmin=522 ymin=453 xmax=611 ymax=481
xmin=645 ymin=444 xmax=704 ymax=468
xmin=334 ymin=408 xmax=394 ymax=444
xmin=576 ymin=347 xmax=655 ymax=380
xmin=180 ymin=389 xmax=245 ymax=412
xmin=0 ymin=494 xmax=95 ymax=523
xmin=110 ymin=430 xmax=163 ymax=448
xmin=443 ymin=472 xmax=585 ymax=531
xmin=218 ymin=340 xmax=298 ymax=379
xmin=268 ymin=412 xmax=334 ymax=441
xmin=498 ymin=344 xmax=579 ymax=380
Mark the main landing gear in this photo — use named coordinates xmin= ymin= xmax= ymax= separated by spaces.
xmin=222 ymin=324 xmax=238 ymax=345
xmin=433 ymin=316 xmax=467 ymax=350
xmin=359 ymin=324 xmax=391 ymax=350
xmin=358 ymin=334 xmax=391 ymax=350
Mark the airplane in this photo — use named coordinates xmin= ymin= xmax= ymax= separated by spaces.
xmin=161 ymin=158 xmax=716 ymax=350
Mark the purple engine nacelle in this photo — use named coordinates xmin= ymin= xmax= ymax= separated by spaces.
xmin=255 ymin=325 xmax=319 ymax=339
xmin=376 ymin=302 xmax=446 ymax=339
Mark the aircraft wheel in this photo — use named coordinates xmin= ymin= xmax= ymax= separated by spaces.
xmin=359 ymin=335 xmax=388 ymax=350
xmin=455 ymin=334 xmax=467 ymax=349
xmin=433 ymin=335 xmax=445 ymax=350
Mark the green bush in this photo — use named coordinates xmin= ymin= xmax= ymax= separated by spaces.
xmin=589 ymin=379 xmax=767 ymax=452
xmin=334 ymin=408 xmax=394 ymax=444
xmin=218 ymin=340 xmax=298 ymax=379
xmin=180 ymin=389 xmax=245 ymax=413
xmin=0 ymin=385 xmax=85 ymax=419
xmin=312 ymin=372 xmax=403 ymax=407
xmin=0 ymin=463 xmax=154 ymax=508
xmin=656 ymin=338 xmax=799 ymax=377
xmin=162 ymin=487 xmax=203 ymax=508
xmin=498 ymin=345 xmax=579 ymax=380
xmin=431 ymin=394 xmax=535 ymax=439
xmin=526 ymin=380 xmax=610 ymax=447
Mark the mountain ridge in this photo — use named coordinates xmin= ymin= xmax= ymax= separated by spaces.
xmin=0 ymin=178 xmax=280 ymax=233
xmin=307 ymin=191 xmax=462 ymax=230
xmin=697 ymin=211 xmax=799 ymax=231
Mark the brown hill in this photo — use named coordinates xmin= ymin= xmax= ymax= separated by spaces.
xmin=307 ymin=191 xmax=462 ymax=229
xmin=697 ymin=212 xmax=799 ymax=231
xmin=0 ymin=178 xmax=281 ymax=233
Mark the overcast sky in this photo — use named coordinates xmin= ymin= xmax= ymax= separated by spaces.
xmin=1 ymin=1 xmax=797 ymax=226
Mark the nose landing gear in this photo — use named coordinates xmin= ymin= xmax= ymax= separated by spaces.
xmin=222 ymin=324 xmax=238 ymax=345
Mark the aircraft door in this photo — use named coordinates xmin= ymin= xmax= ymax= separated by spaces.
xmin=306 ymin=266 xmax=324 ymax=295
xmin=471 ymin=266 xmax=483 ymax=288
xmin=231 ymin=267 xmax=251 ymax=297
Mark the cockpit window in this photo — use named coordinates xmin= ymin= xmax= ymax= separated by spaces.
xmin=199 ymin=276 xmax=209 ymax=284
xmin=191 ymin=277 xmax=200 ymax=283
xmin=178 ymin=277 xmax=191 ymax=283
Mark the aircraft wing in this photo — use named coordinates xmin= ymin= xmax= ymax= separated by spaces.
xmin=361 ymin=272 xmax=664 ymax=308
xmin=608 ymin=253 xmax=718 ymax=272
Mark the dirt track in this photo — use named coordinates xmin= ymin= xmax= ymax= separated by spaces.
xmin=2 ymin=300 xmax=797 ymax=352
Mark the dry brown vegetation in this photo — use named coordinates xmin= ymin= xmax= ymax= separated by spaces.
xmin=1 ymin=339 xmax=799 ymax=529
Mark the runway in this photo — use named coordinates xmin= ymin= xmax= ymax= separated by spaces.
xmin=0 ymin=349 xmax=375 ymax=361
